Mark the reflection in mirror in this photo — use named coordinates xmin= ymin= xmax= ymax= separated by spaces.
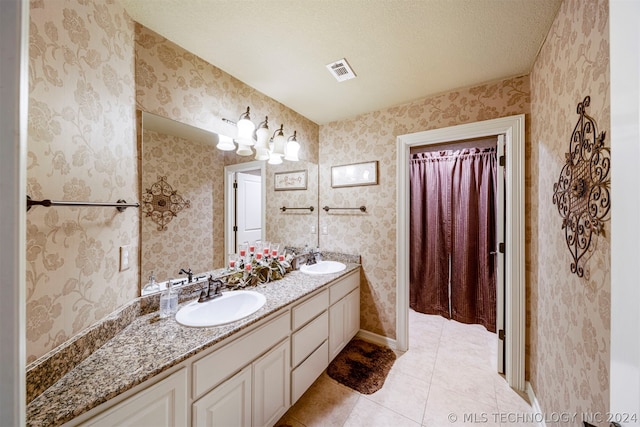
xmin=140 ymin=112 xmax=319 ymax=295
xmin=140 ymin=112 xmax=224 ymax=290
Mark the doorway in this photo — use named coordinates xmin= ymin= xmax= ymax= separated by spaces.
xmin=409 ymin=136 xmax=503 ymax=373
xmin=224 ymin=161 xmax=266 ymax=264
xmin=397 ymin=115 xmax=525 ymax=392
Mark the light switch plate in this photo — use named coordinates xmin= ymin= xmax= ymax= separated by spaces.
xmin=119 ymin=245 xmax=131 ymax=271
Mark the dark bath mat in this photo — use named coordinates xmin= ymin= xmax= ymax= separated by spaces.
xmin=326 ymin=338 xmax=396 ymax=394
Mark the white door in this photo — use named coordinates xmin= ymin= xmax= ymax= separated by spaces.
xmin=236 ymin=172 xmax=262 ymax=249
xmin=496 ymin=134 xmax=506 ymax=374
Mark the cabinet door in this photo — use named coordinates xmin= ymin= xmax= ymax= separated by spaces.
xmin=80 ymin=368 xmax=188 ymax=427
xmin=329 ymin=299 xmax=346 ymax=361
xmin=252 ymin=339 xmax=290 ymax=427
xmin=329 ymin=288 xmax=360 ymax=360
xmin=344 ymin=288 xmax=360 ymax=342
xmin=193 ymin=365 xmax=252 ymax=427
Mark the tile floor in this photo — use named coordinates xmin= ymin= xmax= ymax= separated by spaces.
xmin=276 ymin=309 xmax=536 ymax=427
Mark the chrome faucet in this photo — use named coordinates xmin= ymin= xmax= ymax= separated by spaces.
xmin=179 ymin=268 xmax=193 ymax=283
xmin=198 ymin=276 xmax=223 ymax=303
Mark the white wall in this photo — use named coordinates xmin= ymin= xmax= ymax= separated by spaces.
xmin=0 ymin=0 xmax=27 ymax=425
xmin=610 ymin=0 xmax=640 ymax=423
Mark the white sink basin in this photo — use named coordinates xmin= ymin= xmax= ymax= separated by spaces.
xmin=300 ymin=261 xmax=347 ymax=275
xmin=175 ymin=290 xmax=266 ymax=327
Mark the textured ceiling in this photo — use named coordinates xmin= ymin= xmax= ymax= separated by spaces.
xmin=121 ymin=0 xmax=562 ymax=124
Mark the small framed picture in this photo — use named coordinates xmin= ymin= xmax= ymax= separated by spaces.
xmin=274 ymin=170 xmax=307 ymax=191
xmin=331 ymin=161 xmax=378 ymax=188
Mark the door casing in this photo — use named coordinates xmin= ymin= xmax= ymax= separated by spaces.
xmin=397 ymin=114 xmax=525 ymax=391
xmin=224 ymin=161 xmax=266 ymax=265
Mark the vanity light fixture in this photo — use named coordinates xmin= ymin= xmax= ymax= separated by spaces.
xmin=221 ymin=107 xmax=300 ymax=163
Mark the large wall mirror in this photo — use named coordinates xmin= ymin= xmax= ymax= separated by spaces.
xmin=139 ymin=111 xmax=319 ymax=293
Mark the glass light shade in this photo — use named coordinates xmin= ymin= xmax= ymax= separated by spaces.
xmin=216 ymin=134 xmax=236 ymax=151
xmin=284 ymin=139 xmax=300 ymax=161
xmin=236 ymin=143 xmax=253 ymax=156
xmin=254 ymin=147 xmax=270 ymax=161
xmin=255 ymin=126 xmax=269 ymax=149
xmin=272 ymin=133 xmax=286 ymax=156
xmin=268 ymin=152 xmax=283 ymax=165
xmin=236 ymin=117 xmax=256 ymax=146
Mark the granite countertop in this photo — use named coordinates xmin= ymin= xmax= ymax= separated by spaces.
xmin=26 ymin=262 xmax=360 ymax=427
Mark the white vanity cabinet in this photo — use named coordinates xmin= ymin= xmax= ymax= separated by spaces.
xmin=193 ymin=338 xmax=290 ymax=427
xmin=78 ymin=368 xmax=188 ymax=427
xmin=192 ymin=312 xmax=290 ymax=427
xmin=68 ymin=267 xmax=360 ymax=427
xmin=328 ymin=270 xmax=360 ymax=360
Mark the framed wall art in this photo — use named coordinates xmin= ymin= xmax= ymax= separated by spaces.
xmin=274 ymin=170 xmax=307 ymax=191
xmin=331 ymin=160 xmax=378 ymax=188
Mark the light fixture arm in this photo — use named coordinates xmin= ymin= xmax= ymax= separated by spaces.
xmin=270 ymin=124 xmax=285 ymax=141
xmin=257 ymin=116 xmax=269 ymax=130
xmin=239 ymin=106 xmax=251 ymax=121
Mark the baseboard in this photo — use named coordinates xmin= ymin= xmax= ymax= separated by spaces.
xmin=356 ymin=329 xmax=398 ymax=350
xmin=526 ymin=381 xmax=546 ymax=427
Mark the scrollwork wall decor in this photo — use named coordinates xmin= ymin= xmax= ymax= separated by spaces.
xmin=142 ymin=176 xmax=191 ymax=231
xmin=552 ymin=96 xmax=611 ymax=277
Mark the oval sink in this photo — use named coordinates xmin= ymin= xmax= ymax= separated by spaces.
xmin=300 ymin=260 xmax=346 ymax=275
xmin=175 ymin=290 xmax=266 ymax=327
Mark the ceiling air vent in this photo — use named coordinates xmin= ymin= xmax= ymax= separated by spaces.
xmin=326 ymin=58 xmax=356 ymax=82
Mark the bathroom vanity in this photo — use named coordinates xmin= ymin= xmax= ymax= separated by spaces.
xmin=26 ymin=264 xmax=360 ymax=427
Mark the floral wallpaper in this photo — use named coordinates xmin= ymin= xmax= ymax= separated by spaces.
xmin=134 ymin=24 xmax=320 ymax=269
xmin=25 ymin=4 xmax=611 ymax=418
xmin=141 ymin=129 xmax=223 ymax=283
xmin=319 ymin=76 xmax=531 ymax=340
xmin=26 ymin=0 xmax=137 ymax=362
xmin=529 ymin=0 xmax=610 ymax=422
xmin=268 ymin=162 xmax=319 ymax=249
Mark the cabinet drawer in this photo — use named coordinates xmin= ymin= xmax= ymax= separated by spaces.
xmin=193 ymin=312 xmax=289 ymax=399
xmin=329 ymin=270 xmax=359 ymax=305
xmin=292 ymin=311 xmax=328 ymax=367
xmin=291 ymin=340 xmax=328 ymax=403
xmin=292 ymin=289 xmax=328 ymax=330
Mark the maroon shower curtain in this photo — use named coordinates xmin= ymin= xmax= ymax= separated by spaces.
xmin=410 ymin=148 xmax=497 ymax=332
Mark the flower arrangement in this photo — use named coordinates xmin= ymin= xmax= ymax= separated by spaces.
xmin=225 ymin=252 xmax=295 ymax=290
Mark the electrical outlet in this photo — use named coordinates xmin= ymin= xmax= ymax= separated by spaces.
xmin=119 ymin=245 xmax=131 ymax=271
xmin=310 ymin=225 xmax=316 ymax=234
xmin=322 ymin=225 xmax=328 ymax=235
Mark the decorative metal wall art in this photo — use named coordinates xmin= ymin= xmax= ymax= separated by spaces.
xmin=142 ymin=176 xmax=191 ymax=231
xmin=552 ymin=96 xmax=611 ymax=277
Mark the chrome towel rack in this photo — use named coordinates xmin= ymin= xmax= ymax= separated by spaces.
xmin=322 ymin=205 xmax=367 ymax=212
xmin=280 ymin=206 xmax=314 ymax=212
xmin=26 ymin=196 xmax=139 ymax=212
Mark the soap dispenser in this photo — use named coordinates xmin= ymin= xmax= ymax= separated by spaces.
xmin=142 ymin=272 xmax=159 ymax=296
xmin=159 ymin=280 xmax=178 ymax=318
